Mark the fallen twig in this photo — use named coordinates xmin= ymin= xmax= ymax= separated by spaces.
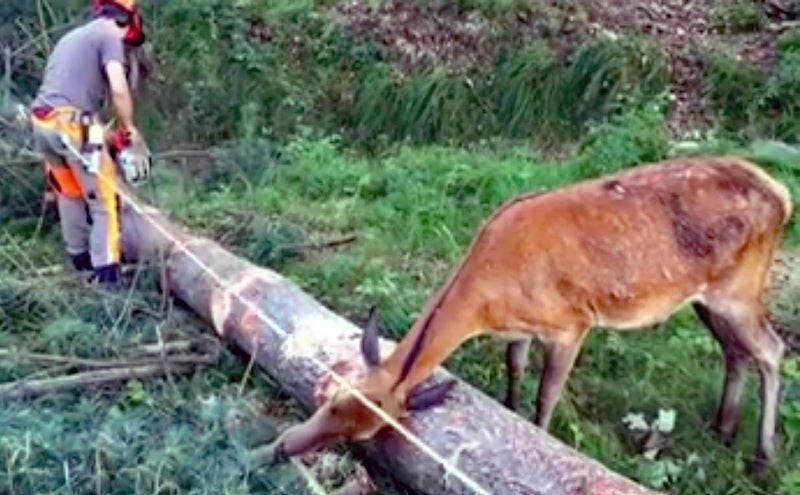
xmin=283 ymin=234 xmax=358 ymax=252
xmin=0 ymin=362 xmax=200 ymax=400
xmin=154 ymin=149 xmax=214 ymax=161
xmin=0 ymin=344 xmax=220 ymax=372
xmin=768 ymin=20 xmax=800 ymax=32
xmin=130 ymin=339 xmax=208 ymax=357
xmin=0 ymin=349 xmax=125 ymax=369
xmin=3 ymin=46 xmax=11 ymax=103
xmin=36 ymin=0 xmax=52 ymax=53
xmin=22 ymin=264 xmax=64 ymax=278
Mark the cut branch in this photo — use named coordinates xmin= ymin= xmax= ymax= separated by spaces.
xmin=284 ymin=234 xmax=358 ymax=252
xmin=154 ymin=149 xmax=214 ymax=161
xmin=0 ymin=347 xmax=220 ymax=370
xmin=0 ymin=362 xmax=199 ymax=400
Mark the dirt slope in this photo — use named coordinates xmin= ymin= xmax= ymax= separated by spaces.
xmin=338 ymin=0 xmax=798 ymax=136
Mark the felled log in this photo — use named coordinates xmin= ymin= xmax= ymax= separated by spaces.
xmin=120 ymin=192 xmax=660 ymax=495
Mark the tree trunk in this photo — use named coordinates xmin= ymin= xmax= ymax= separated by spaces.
xmin=120 ymin=193 xmax=663 ymax=495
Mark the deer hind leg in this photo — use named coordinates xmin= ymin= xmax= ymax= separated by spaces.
xmin=504 ymin=338 xmax=532 ymax=411
xmin=743 ymin=316 xmax=784 ymax=472
xmin=698 ymin=296 xmax=785 ymax=471
xmin=532 ymin=328 xmax=589 ymax=430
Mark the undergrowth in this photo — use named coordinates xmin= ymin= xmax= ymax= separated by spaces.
xmin=122 ymin=0 xmax=671 ymax=151
xmin=348 ymin=35 xmax=668 ymax=148
xmin=703 ymin=29 xmax=800 ymax=142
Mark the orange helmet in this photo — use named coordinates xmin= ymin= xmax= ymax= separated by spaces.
xmin=92 ymin=0 xmax=145 ymax=46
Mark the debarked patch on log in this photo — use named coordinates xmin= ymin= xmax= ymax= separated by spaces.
xmin=210 ymin=272 xmax=280 ymax=339
xmin=280 ymin=313 xmax=358 ymax=362
xmin=281 ymin=314 xmax=398 ymax=405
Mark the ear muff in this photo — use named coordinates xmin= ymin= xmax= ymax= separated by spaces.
xmin=123 ymin=11 xmax=145 ymax=46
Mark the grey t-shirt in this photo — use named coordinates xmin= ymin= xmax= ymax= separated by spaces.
xmin=33 ymin=19 xmax=125 ymax=115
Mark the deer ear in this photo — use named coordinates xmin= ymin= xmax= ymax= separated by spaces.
xmin=360 ymin=305 xmax=382 ymax=368
xmin=406 ymin=379 xmax=457 ymax=411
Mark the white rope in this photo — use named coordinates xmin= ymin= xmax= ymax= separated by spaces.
xmin=60 ymin=136 xmax=492 ymax=495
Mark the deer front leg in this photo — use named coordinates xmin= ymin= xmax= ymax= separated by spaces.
xmin=714 ymin=348 xmax=750 ymax=443
xmin=533 ymin=329 xmax=588 ymax=430
xmin=504 ymin=339 xmax=531 ymax=411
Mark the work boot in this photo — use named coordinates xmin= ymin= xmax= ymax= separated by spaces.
xmin=70 ymin=252 xmax=93 ymax=272
xmin=91 ymin=263 xmax=120 ymax=288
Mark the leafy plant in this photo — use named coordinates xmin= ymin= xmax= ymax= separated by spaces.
xmin=712 ymin=1 xmax=767 ymax=33
xmin=572 ymin=99 xmax=670 ymax=177
xmin=702 ymin=49 xmax=767 ymax=135
xmin=778 ymin=29 xmax=800 ymax=55
xmin=758 ymin=50 xmax=800 ymax=141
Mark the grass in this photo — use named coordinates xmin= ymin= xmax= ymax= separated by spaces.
xmin=712 ymin=1 xmax=766 ymax=34
xmin=346 ymin=34 xmax=669 ymax=148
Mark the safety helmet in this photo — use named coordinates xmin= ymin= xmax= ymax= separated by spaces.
xmin=92 ymin=0 xmax=145 ymax=47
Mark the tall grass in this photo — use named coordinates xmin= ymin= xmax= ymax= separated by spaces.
xmin=349 ymin=35 xmax=669 ymax=147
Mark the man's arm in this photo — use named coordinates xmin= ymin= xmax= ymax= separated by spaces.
xmin=105 ymin=60 xmax=138 ymax=135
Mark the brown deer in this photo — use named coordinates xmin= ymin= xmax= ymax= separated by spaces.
xmin=269 ymin=156 xmax=792 ymax=472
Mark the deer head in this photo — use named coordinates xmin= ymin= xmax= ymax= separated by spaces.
xmin=273 ymin=306 xmax=457 ymax=457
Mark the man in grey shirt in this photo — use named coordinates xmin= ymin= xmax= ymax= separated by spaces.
xmin=30 ymin=0 xmax=146 ymax=287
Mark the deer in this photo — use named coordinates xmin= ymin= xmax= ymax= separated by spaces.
xmin=266 ymin=156 xmax=792 ymax=473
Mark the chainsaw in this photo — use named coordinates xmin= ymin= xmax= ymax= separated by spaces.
xmin=106 ymin=126 xmax=152 ymax=186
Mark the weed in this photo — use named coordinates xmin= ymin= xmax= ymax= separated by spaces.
xmin=779 ymin=29 xmax=800 ymax=55
xmin=702 ymin=48 xmax=767 ymax=135
xmin=712 ymin=1 xmax=767 ymax=33
xmin=758 ymin=50 xmax=800 ymax=141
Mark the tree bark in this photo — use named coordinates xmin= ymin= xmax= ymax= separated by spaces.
xmin=121 ymin=193 xmax=663 ymax=495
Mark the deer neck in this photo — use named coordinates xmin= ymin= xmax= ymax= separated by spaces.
xmin=382 ymin=287 xmax=482 ymax=396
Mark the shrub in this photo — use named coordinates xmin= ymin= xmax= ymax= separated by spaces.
xmin=757 ymin=50 xmax=800 ymax=141
xmin=712 ymin=1 xmax=766 ymax=33
xmin=702 ymin=49 xmax=766 ymax=135
xmin=778 ymin=29 xmax=800 ymax=55
xmin=572 ymin=98 xmax=670 ymax=177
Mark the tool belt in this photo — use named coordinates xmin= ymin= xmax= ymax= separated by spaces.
xmin=31 ymin=105 xmax=94 ymax=133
